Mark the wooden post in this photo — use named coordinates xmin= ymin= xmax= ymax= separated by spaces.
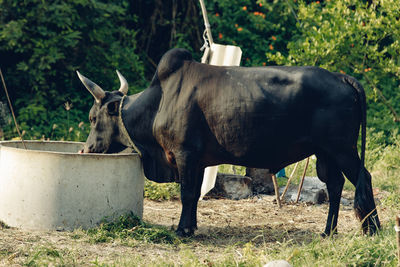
xmin=280 ymin=161 xmax=299 ymax=200
xmin=271 ymin=174 xmax=282 ymax=208
xmin=396 ymin=215 xmax=400 ymax=267
xmin=295 ymin=157 xmax=310 ymax=203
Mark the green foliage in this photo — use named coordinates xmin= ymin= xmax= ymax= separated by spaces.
xmin=2 ymin=0 xmax=398 ymax=147
xmin=266 ymin=0 xmax=400 ymax=137
xmin=218 ymin=164 xmax=246 ymax=175
xmin=205 ymin=0 xmax=298 ymax=66
xmin=0 ymin=0 xmax=145 ymax=140
xmin=86 ymin=212 xmax=179 ymax=245
xmin=144 ymin=179 xmax=180 ymax=201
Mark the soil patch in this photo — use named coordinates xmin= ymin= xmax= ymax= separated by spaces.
xmin=0 ymin=192 xmax=388 ymax=266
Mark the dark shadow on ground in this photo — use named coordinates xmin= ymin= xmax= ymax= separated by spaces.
xmin=159 ymin=224 xmax=319 ymax=248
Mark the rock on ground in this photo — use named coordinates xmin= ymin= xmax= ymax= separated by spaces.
xmin=280 ymin=176 xmax=328 ymax=204
xmin=206 ymin=174 xmax=355 ymax=206
xmin=207 ymin=173 xmax=252 ymax=200
xmin=206 ymin=168 xmax=276 ymax=200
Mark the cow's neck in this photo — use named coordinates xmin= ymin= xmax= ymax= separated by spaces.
xmin=118 ymin=95 xmax=143 ymax=156
xmin=120 ymin=85 xmax=162 ymax=151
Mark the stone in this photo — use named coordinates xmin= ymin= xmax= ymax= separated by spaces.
xmin=341 ymin=197 xmax=353 ymax=206
xmin=207 ymin=173 xmax=252 ymax=200
xmin=280 ymin=176 xmax=328 ymax=204
xmin=245 ymin=167 xmax=274 ymax=194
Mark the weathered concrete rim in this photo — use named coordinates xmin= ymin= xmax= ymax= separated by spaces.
xmin=0 ymin=140 xmax=144 ymax=230
xmin=0 ymin=140 xmax=139 ymax=157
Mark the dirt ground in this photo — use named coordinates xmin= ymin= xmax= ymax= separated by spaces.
xmin=0 ymin=191 xmax=389 ymax=266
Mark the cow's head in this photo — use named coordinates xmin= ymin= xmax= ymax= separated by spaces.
xmin=77 ymin=70 xmax=131 ymax=154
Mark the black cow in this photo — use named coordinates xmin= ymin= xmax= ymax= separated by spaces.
xmin=77 ymin=48 xmax=380 ymax=237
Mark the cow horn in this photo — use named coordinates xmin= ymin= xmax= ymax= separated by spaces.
xmin=76 ymin=71 xmax=106 ymax=103
xmin=116 ymin=70 xmax=128 ymax=95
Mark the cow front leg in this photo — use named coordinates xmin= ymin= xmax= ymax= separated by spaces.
xmin=175 ymin=155 xmax=204 ymax=237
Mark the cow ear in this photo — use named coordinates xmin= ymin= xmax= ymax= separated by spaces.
xmin=107 ymin=100 xmax=120 ymax=116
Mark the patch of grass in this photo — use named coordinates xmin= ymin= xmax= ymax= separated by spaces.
xmin=93 ymin=224 xmax=398 ymax=267
xmin=285 ymin=226 xmax=397 ymax=266
xmin=144 ymin=179 xmax=180 ymax=201
xmin=25 ymin=246 xmax=69 ymax=267
xmin=370 ymin=141 xmax=400 ymax=191
xmin=380 ymin=191 xmax=400 ymax=210
xmin=69 ymin=231 xmax=84 ymax=240
xmin=92 ymin=258 xmax=115 ymax=267
xmin=86 ymin=212 xmax=180 ymax=245
xmin=0 ymin=248 xmax=13 ymax=257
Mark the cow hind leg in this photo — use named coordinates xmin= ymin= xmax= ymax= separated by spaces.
xmin=316 ymin=152 xmax=345 ymax=236
xmin=333 ymin=149 xmax=380 ymax=235
xmin=175 ymin=152 xmax=204 ymax=237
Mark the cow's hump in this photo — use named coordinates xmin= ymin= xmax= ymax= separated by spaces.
xmin=157 ymin=48 xmax=192 ymax=80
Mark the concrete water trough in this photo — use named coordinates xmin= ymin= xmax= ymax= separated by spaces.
xmin=0 ymin=140 xmax=144 ymax=230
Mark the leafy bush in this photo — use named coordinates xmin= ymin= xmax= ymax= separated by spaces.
xmin=0 ymin=0 xmax=145 ymax=140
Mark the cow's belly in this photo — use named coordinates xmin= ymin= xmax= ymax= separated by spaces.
xmin=207 ymin=128 xmax=314 ymax=171
xmin=208 ymin=110 xmax=307 ymax=156
xmin=204 ymin=106 xmax=358 ymax=170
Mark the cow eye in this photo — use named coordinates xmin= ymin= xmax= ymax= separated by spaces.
xmin=90 ymin=116 xmax=96 ymax=124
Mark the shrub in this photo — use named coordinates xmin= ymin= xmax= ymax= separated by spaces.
xmin=0 ymin=0 xmax=145 ymax=140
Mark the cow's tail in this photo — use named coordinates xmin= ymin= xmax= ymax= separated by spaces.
xmin=341 ymin=74 xmax=380 ymax=233
xmin=343 ymin=75 xmax=366 ymax=169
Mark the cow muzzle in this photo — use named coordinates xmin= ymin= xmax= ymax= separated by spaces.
xmin=78 ymin=146 xmax=92 ymax=154
xmin=79 ymin=143 xmax=98 ymax=154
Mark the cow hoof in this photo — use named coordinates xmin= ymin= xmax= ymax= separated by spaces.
xmin=369 ymin=224 xmax=380 ymax=235
xmin=320 ymin=230 xmax=338 ymax=238
xmin=320 ymin=232 xmax=329 ymax=238
xmin=176 ymin=227 xmax=195 ymax=237
xmin=362 ymin=222 xmax=380 ymax=236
